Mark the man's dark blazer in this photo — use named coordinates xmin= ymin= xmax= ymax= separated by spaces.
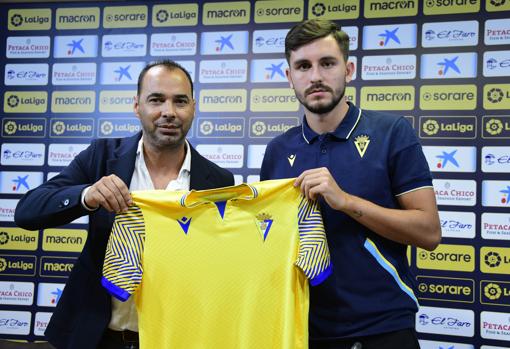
xmin=14 ymin=132 xmax=234 ymax=349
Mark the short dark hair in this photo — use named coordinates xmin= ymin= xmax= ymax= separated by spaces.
xmin=137 ymin=60 xmax=193 ymax=97
xmin=285 ymin=19 xmax=350 ymax=63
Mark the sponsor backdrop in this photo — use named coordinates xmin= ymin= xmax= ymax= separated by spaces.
xmin=0 ymin=0 xmax=508 ymax=346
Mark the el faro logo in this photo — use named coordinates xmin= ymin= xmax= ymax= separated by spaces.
xmin=8 ymin=9 xmax=51 ymax=30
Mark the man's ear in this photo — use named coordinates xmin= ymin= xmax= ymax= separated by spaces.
xmin=286 ymin=68 xmax=294 ymax=89
xmin=133 ymin=95 xmax=140 ymax=119
xmin=345 ymin=60 xmax=355 ymax=83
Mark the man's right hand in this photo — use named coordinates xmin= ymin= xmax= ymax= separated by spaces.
xmin=84 ymin=174 xmax=132 ymax=213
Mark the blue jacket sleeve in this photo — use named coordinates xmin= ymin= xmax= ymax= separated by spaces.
xmin=14 ymin=141 xmax=99 ymax=230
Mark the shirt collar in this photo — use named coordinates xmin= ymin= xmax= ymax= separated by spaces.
xmin=181 ymin=183 xmax=257 ymax=208
xmin=137 ymin=138 xmax=192 ymax=178
xmin=301 ymin=102 xmax=362 ymax=144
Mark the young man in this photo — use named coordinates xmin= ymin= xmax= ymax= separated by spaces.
xmin=260 ymin=20 xmax=441 ymax=349
xmin=15 ymin=60 xmax=234 ymax=349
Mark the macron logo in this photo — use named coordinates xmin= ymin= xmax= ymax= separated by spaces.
xmin=177 ymin=217 xmax=192 ymax=235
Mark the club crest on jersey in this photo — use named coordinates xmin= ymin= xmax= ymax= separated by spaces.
xmin=354 ymin=134 xmax=370 ymax=158
xmin=255 ymin=212 xmax=273 ymax=241
xmin=287 ymin=154 xmax=296 ymax=167
xmin=177 ymin=216 xmax=192 ymax=235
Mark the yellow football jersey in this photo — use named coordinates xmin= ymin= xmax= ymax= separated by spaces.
xmin=102 ymin=178 xmax=331 ymax=349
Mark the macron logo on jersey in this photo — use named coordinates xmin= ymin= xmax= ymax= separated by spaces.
xmin=177 ymin=217 xmax=192 ymax=234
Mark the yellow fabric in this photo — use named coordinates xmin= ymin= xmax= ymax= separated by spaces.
xmin=105 ymin=178 xmax=330 ymax=349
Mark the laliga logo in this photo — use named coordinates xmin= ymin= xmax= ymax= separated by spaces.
xmin=53 ymin=121 xmax=65 ymax=135
xmin=200 ymin=121 xmax=214 ymax=135
xmin=486 ymin=118 xmax=504 ymax=135
xmin=485 ymin=283 xmax=502 ymax=300
xmin=0 ymin=232 xmax=9 ymax=245
xmin=10 ymin=14 xmax=23 ymax=27
xmin=4 ymin=121 xmax=17 ymax=135
xmin=252 ymin=121 xmax=267 ymax=136
xmin=7 ymin=95 xmax=20 ymax=108
xmin=423 ymin=120 xmax=440 ymax=135
xmin=156 ymin=9 xmax=169 ymax=22
xmin=100 ymin=121 xmax=113 ymax=135
xmin=312 ymin=3 xmax=326 ymax=16
xmin=487 ymin=88 xmax=504 ymax=103
xmin=485 ymin=251 xmax=502 ymax=267
xmin=490 ymin=0 xmax=506 ymax=6
xmin=0 ymin=258 xmax=7 ymax=272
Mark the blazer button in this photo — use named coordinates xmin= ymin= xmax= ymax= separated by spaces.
xmin=63 ymin=199 xmax=70 ymax=206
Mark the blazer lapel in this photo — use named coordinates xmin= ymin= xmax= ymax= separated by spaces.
xmin=106 ymin=132 xmax=141 ymax=186
xmin=189 ymin=145 xmax=213 ymax=190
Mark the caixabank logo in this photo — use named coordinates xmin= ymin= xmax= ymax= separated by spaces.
xmin=50 ymin=118 xmax=94 ymax=138
xmin=40 ymin=256 xmax=76 ymax=278
xmin=419 ymin=116 xmax=476 ymax=139
xmin=249 ymin=117 xmax=299 ymax=138
xmin=152 ymin=3 xmax=198 ymax=27
xmin=483 ymin=116 xmax=510 ymax=139
xmin=0 ymin=254 xmax=36 ymax=277
xmin=103 ymin=5 xmax=147 ymax=28
xmin=2 ymin=118 xmax=45 ymax=138
xmin=98 ymin=118 xmax=141 ymax=138
xmin=197 ymin=118 xmax=244 ymax=138
xmin=481 ymin=247 xmax=510 ymax=274
xmin=0 ymin=228 xmax=37 ymax=251
xmin=416 ymin=275 xmax=474 ymax=303
xmin=4 ymin=91 xmax=47 ymax=113
xmin=8 ymin=8 xmax=51 ymax=30
xmin=417 ymin=244 xmax=474 ymax=272
xmin=484 ymin=84 xmax=510 ymax=110
xmin=481 ymin=280 xmax=510 ymax=306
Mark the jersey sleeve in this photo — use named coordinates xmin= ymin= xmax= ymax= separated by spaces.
xmin=101 ymin=205 xmax=146 ymax=302
xmin=295 ymin=197 xmax=332 ymax=286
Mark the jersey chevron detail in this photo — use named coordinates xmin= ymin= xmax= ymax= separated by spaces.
xmin=296 ymin=197 xmax=331 ymax=285
xmin=102 ymin=205 xmax=145 ymax=301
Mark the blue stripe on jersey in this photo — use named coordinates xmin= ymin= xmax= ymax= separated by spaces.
xmin=363 ymin=238 xmax=418 ymax=306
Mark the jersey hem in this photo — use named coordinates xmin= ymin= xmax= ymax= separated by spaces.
xmin=310 ymin=264 xmax=333 ymax=286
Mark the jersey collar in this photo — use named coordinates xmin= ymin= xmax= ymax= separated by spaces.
xmin=181 ymin=183 xmax=258 ymax=208
xmin=302 ymin=102 xmax=362 ymax=144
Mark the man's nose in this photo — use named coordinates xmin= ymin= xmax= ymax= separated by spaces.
xmin=161 ymin=101 xmax=176 ymax=117
xmin=309 ymin=65 xmax=323 ymax=83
